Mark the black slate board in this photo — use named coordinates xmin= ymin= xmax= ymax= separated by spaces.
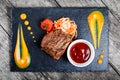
xmin=11 ymin=7 xmax=109 ymax=72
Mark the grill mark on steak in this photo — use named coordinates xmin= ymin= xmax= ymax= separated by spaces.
xmin=41 ymin=29 xmax=74 ymax=60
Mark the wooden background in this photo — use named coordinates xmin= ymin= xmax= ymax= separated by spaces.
xmin=0 ymin=0 xmax=120 ymax=80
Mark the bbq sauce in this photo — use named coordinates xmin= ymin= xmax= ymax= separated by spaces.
xmin=70 ymin=42 xmax=91 ymax=63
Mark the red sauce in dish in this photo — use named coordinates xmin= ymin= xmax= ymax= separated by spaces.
xmin=70 ymin=42 xmax=91 ymax=63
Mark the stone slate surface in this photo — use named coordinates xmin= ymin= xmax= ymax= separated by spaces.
xmin=11 ymin=7 xmax=108 ymax=72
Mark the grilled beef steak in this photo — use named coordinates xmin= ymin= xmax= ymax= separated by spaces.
xmin=41 ymin=29 xmax=74 ymax=60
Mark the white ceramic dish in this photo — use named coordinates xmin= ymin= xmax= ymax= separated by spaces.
xmin=67 ymin=39 xmax=95 ymax=67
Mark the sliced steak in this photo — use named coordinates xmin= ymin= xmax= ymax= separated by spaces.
xmin=41 ymin=29 xmax=74 ymax=60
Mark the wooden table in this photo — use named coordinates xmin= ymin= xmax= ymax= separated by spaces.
xmin=0 ymin=0 xmax=120 ymax=80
